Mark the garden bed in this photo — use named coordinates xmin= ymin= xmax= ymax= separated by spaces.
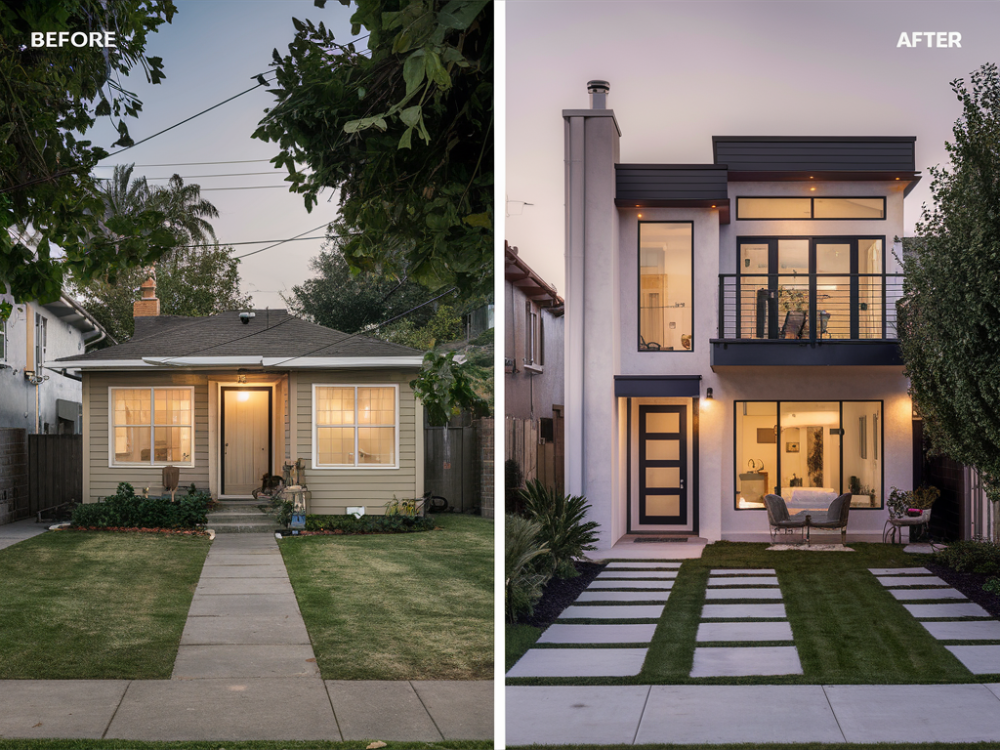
xmin=925 ymin=561 xmax=1000 ymax=618
xmin=519 ymin=560 xmax=604 ymax=629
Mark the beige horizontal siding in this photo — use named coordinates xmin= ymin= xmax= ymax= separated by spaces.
xmin=292 ymin=370 xmax=420 ymax=511
xmin=84 ymin=372 xmax=210 ymax=503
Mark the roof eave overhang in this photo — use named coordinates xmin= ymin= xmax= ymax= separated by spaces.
xmin=615 ymin=198 xmax=731 ymax=224
xmin=52 ymin=356 xmax=426 ymax=370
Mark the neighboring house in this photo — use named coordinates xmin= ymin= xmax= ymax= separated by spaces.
xmin=562 ymin=80 xmax=920 ymax=547
xmin=0 ymin=292 xmax=112 ymax=434
xmin=505 ymin=242 xmax=565 ymax=495
xmin=51 ymin=279 xmax=426 ymax=512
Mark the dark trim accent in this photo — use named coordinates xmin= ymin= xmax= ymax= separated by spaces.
xmin=638 ymin=220 xmax=695 ymax=354
xmin=220 ymin=386 xmax=273 ymax=496
xmin=693 ymin=397 xmax=700 ymax=536
xmin=714 ymin=135 xmax=917 ymax=143
xmin=639 ymin=405 xmax=687 ymax=525
xmin=736 ymin=197 xmax=887 ymax=221
xmin=626 ymin=398 xmax=632 ymax=535
xmin=711 ymin=339 xmax=903 ymax=367
xmin=733 ymin=399 xmax=886 ymax=511
xmin=618 ymin=163 xmax=729 ymax=170
xmin=615 ymin=376 xmax=702 ymax=398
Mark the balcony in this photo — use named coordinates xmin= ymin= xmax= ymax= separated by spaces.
xmin=712 ymin=273 xmax=904 ymax=367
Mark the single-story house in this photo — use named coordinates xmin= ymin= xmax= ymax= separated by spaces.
xmin=51 ymin=280 xmax=425 ymax=513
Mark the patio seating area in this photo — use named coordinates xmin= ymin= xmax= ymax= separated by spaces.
xmin=765 ymin=493 xmax=851 ymax=544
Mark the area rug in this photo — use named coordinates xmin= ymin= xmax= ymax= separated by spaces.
xmin=766 ymin=543 xmax=855 ymax=552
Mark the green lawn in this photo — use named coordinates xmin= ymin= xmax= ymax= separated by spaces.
xmin=0 ymin=531 xmax=210 ymax=679
xmin=280 ymin=513 xmax=493 ymax=680
xmin=507 ymin=542 xmax=981 ymax=686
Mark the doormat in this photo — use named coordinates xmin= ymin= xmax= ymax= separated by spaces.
xmin=634 ymin=537 xmax=688 ymax=543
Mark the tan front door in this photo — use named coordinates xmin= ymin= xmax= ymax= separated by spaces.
xmin=222 ymin=388 xmax=271 ymax=496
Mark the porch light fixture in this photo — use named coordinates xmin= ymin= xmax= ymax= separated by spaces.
xmin=237 ymin=373 xmax=247 ymax=384
xmin=705 ymin=387 xmax=713 ymax=400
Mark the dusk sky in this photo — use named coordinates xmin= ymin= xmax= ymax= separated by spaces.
xmin=88 ymin=0 xmax=368 ymax=310
xmin=505 ymin=0 xmax=1000 ymax=292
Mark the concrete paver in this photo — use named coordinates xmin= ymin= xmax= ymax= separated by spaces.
xmin=198 ymin=565 xmax=289 ymax=578
xmin=181 ymin=615 xmax=311 ymax=645
xmin=869 ymin=567 xmax=931 ymax=575
xmin=576 ymin=590 xmax=670 ymax=602
xmin=690 ymin=646 xmax=802 ymax=677
xmin=537 ymin=623 xmax=657 ymax=644
xmin=605 ymin=561 xmax=681 ymax=569
xmin=506 ymin=648 xmax=648 ymax=678
xmin=635 ymin=685 xmax=844 ymax=744
xmin=0 ymin=680 xmax=128 ymax=739
xmin=824 ymin=684 xmax=1000 ymax=743
xmin=922 ymin=620 xmax=1000 ymax=641
xmin=106 ymin=679 xmax=341 ymax=741
xmin=200 ymin=554 xmax=283 ymax=565
xmin=410 ymin=680 xmax=494 ymax=740
xmin=904 ymin=602 xmax=993 ymax=619
xmin=194 ymin=577 xmax=291 ymax=595
xmin=710 ymin=568 xmax=776 ymax=575
xmin=947 ymin=646 xmax=1000 ymax=674
xmin=876 ymin=575 xmax=948 ymax=587
xmin=587 ymin=580 xmax=673 ymax=590
xmin=172 ymin=645 xmax=320 ymax=679
xmin=325 ymin=680 xmax=442 ymax=741
xmin=559 ymin=604 xmax=664 ymax=619
xmin=701 ymin=603 xmax=787 ymax=619
xmin=696 ymin=621 xmax=794 ymax=642
xmin=707 ymin=576 xmax=778 ymax=586
xmin=0 ymin=519 xmax=49 ymax=551
xmin=706 ymin=588 xmax=783 ymax=600
xmin=506 ymin=685 xmax=651 ymax=747
xmin=597 ymin=570 xmax=677 ymax=579
xmin=890 ymin=587 xmax=967 ymax=600
xmin=187 ymin=592 xmax=302 ymax=617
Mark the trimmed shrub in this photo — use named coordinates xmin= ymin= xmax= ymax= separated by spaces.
xmin=521 ymin=479 xmax=599 ymax=578
xmin=71 ymin=482 xmax=212 ymax=529
xmin=934 ymin=538 xmax=1000 ymax=576
xmin=304 ymin=514 xmax=436 ymax=534
xmin=505 ymin=513 xmax=550 ymax=622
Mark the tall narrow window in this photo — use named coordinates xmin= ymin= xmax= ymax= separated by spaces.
xmin=639 ymin=222 xmax=693 ymax=351
xmin=34 ymin=314 xmax=46 ymax=369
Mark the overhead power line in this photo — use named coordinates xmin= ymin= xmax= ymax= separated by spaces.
xmin=95 ymin=171 xmax=283 ymax=180
xmin=199 ymin=185 xmax=290 ymax=191
xmin=97 ymin=159 xmax=274 ymax=167
xmin=176 ymin=236 xmax=326 ymax=249
xmin=234 ymin=222 xmax=333 ymax=259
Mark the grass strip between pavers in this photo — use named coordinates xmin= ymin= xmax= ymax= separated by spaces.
xmin=0 ymin=531 xmax=210 ymax=679
xmin=280 ymin=513 xmax=493 ymax=681
xmin=506 ymin=542 xmax=984 ymax=686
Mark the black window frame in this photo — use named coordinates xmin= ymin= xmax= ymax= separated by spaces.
xmin=637 ymin=220 xmax=695 ymax=353
xmin=736 ymin=197 xmax=886 ymax=221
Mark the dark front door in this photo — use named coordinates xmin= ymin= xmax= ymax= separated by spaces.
xmin=638 ymin=405 xmax=687 ymax=525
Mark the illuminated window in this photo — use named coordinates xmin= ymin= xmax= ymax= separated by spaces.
xmin=639 ymin=222 xmax=693 ymax=351
xmin=737 ymin=197 xmax=885 ymax=220
xmin=110 ymin=387 xmax=194 ymax=466
xmin=314 ymin=385 xmax=398 ymax=468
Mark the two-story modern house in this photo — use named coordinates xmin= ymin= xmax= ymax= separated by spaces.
xmin=564 ymin=80 xmax=919 ymax=548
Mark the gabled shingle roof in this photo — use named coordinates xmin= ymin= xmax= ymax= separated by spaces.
xmin=53 ymin=310 xmax=421 ymax=362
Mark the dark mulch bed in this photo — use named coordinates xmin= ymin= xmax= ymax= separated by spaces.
xmin=925 ymin=560 xmax=1000 ymax=618
xmin=519 ymin=560 xmax=605 ymax=630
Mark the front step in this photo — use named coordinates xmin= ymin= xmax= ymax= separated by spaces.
xmin=206 ymin=501 xmax=282 ymax=534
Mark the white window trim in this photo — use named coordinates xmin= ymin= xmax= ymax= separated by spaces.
xmin=311 ymin=383 xmax=400 ymax=470
xmin=108 ymin=386 xmax=196 ymax=468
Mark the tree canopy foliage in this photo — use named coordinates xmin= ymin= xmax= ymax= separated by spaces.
xmin=899 ymin=63 xmax=1000 ymax=502
xmin=0 ymin=0 xmax=178 ymax=310
xmin=252 ymin=0 xmax=492 ymax=298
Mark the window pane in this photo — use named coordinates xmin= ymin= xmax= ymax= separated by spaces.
xmin=842 ymin=402 xmax=882 ymax=508
xmin=115 ymin=426 xmax=151 ymax=463
xmin=737 ymin=197 xmax=812 ymax=219
xmin=646 ymin=495 xmax=680 ymax=516
xmin=316 ymin=387 xmax=354 ymax=426
xmin=646 ymin=412 xmax=679 ymax=433
xmin=779 ymin=402 xmax=840 ymax=509
xmin=646 ymin=466 xmax=680 ymax=488
xmin=814 ymin=198 xmax=884 ymax=219
xmin=358 ymin=387 xmax=395 ymax=425
xmin=114 ymin=389 xmax=150 ymax=426
xmin=859 ymin=239 xmax=884 ymax=339
xmin=155 ymin=389 xmax=191 ymax=426
xmin=646 ymin=439 xmax=680 ymax=461
xmin=639 ymin=223 xmax=692 ymax=351
xmin=358 ymin=427 xmax=395 ymax=465
xmin=736 ymin=402 xmax=777 ymax=508
xmin=317 ymin=427 xmax=354 ymax=465
xmin=154 ymin=427 xmax=191 ymax=463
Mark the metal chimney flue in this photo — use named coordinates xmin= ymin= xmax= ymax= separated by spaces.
xmin=587 ymin=80 xmax=610 ymax=109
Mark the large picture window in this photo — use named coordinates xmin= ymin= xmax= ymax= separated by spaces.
xmin=313 ymin=385 xmax=398 ymax=469
xmin=735 ymin=400 xmax=882 ymax=511
xmin=639 ymin=221 xmax=693 ymax=351
xmin=737 ymin=197 xmax=885 ymax=220
xmin=111 ymin=387 xmax=194 ymax=466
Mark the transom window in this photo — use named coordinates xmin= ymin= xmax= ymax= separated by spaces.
xmin=111 ymin=387 xmax=194 ymax=466
xmin=639 ymin=221 xmax=693 ymax=351
xmin=737 ymin=197 xmax=885 ymax=220
xmin=313 ymin=385 xmax=398 ymax=468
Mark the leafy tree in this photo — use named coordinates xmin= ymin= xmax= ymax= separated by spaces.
xmin=252 ymin=0 xmax=492 ymax=297
xmin=72 ymin=245 xmax=253 ymax=343
xmin=0 ymin=0 xmax=178 ymax=311
xmin=899 ymin=63 xmax=1000 ymax=512
xmin=410 ymin=350 xmax=489 ymax=425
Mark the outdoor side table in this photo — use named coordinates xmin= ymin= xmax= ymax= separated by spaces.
xmin=883 ymin=510 xmax=931 ymax=544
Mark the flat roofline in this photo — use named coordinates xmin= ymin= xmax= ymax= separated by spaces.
xmin=616 ymin=163 xmax=727 ymax=171
xmin=712 ymin=135 xmax=917 ymax=143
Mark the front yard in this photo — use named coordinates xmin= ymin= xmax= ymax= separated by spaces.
xmin=507 ymin=542 xmax=991 ymax=686
xmin=0 ymin=531 xmax=209 ymax=679
xmin=280 ymin=513 xmax=494 ymax=680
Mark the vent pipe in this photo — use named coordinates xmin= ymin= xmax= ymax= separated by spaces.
xmin=587 ymin=80 xmax=610 ymax=109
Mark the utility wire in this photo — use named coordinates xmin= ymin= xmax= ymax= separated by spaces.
xmin=177 ymin=236 xmax=326 ymax=249
xmin=95 ymin=171 xmax=283 ymax=180
xmin=234 ymin=222 xmax=332 ymax=259
xmin=97 ymin=159 xmax=274 ymax=167
xmin=199 ymin=185 xmax=290 ymax=191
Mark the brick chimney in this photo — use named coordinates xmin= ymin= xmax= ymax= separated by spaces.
xmin=133 ymin=276 xmax=160 ymax=317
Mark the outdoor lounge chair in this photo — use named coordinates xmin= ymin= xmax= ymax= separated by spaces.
xmin=806 ymin=492 xmax=852 ymax=544
xmin=764 ymin=494 xmax=807 ymax=543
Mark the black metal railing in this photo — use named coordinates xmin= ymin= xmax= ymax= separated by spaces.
xmin=718 ymin=273 xmax=903 ymax=341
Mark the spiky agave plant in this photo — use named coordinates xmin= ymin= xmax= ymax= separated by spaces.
xmin=521 ymin=479 xmax=600 ymax=578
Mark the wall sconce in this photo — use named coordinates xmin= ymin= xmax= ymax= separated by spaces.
xmin=705 ymin=387 xmax=713 ymax=400
xmin=237 ymin=373 xmax=247 ymax=385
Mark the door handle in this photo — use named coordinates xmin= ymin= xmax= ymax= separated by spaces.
xmin=680 ymin=479 xmax=685 ymax=489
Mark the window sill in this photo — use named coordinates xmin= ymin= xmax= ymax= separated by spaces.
xmin=523 ymin=363 xmax=544 ymax=374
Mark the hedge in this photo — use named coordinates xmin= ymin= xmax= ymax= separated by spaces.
xmin=71 ymin=482 xmax=212 ymax=530
xmin=304 ymin=514 xmax=436 ymax=534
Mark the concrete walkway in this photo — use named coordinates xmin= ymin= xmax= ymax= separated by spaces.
xmin=0 ymin=528 xmax=493 ymax=742
xmin=506 ymin=683 xmax=1000 ymax=745
xmin=0 ymin=518 xmax=49 ymax=551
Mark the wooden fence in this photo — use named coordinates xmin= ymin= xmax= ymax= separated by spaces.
xmin=28 ymin=434 xmax=82 ymax=519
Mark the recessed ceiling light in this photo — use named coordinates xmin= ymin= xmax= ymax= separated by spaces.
xmin=810 ymin=187 xmax=816 ymax=191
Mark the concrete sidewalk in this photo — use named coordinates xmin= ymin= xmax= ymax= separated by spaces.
xmin=506 ymin=683 xmax=1000 ymax=746
xmin=0 ymin=518 xmax=49 ymax=551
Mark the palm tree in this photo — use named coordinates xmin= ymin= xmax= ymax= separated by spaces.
xmin=150 ymin=174 xmax=220 ymax=247
xmin=98 ymin=164 xmax=152 ymax=220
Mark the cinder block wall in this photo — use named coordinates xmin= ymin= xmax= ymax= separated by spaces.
xmin=0 ymin=429 xmax=28 ymax=524
xmin=475 ymin=418 xmax=494 ymax=518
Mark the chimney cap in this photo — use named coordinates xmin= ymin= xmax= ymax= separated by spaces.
xmin=587 ymin=80 xmax=610 ymax=92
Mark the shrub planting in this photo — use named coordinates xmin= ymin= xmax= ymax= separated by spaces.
xmin=304 ymin=514 xmax=435 ymax=534
xmin=505 ymin=513 xmax=550 ymax=622
xmin=71 ymin=482 xmax=212 ymax=530
xmin=520 ymin=479 xmax=599 ymax=578
xmin=934 ymin=538 xmax=1000 ymax=576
